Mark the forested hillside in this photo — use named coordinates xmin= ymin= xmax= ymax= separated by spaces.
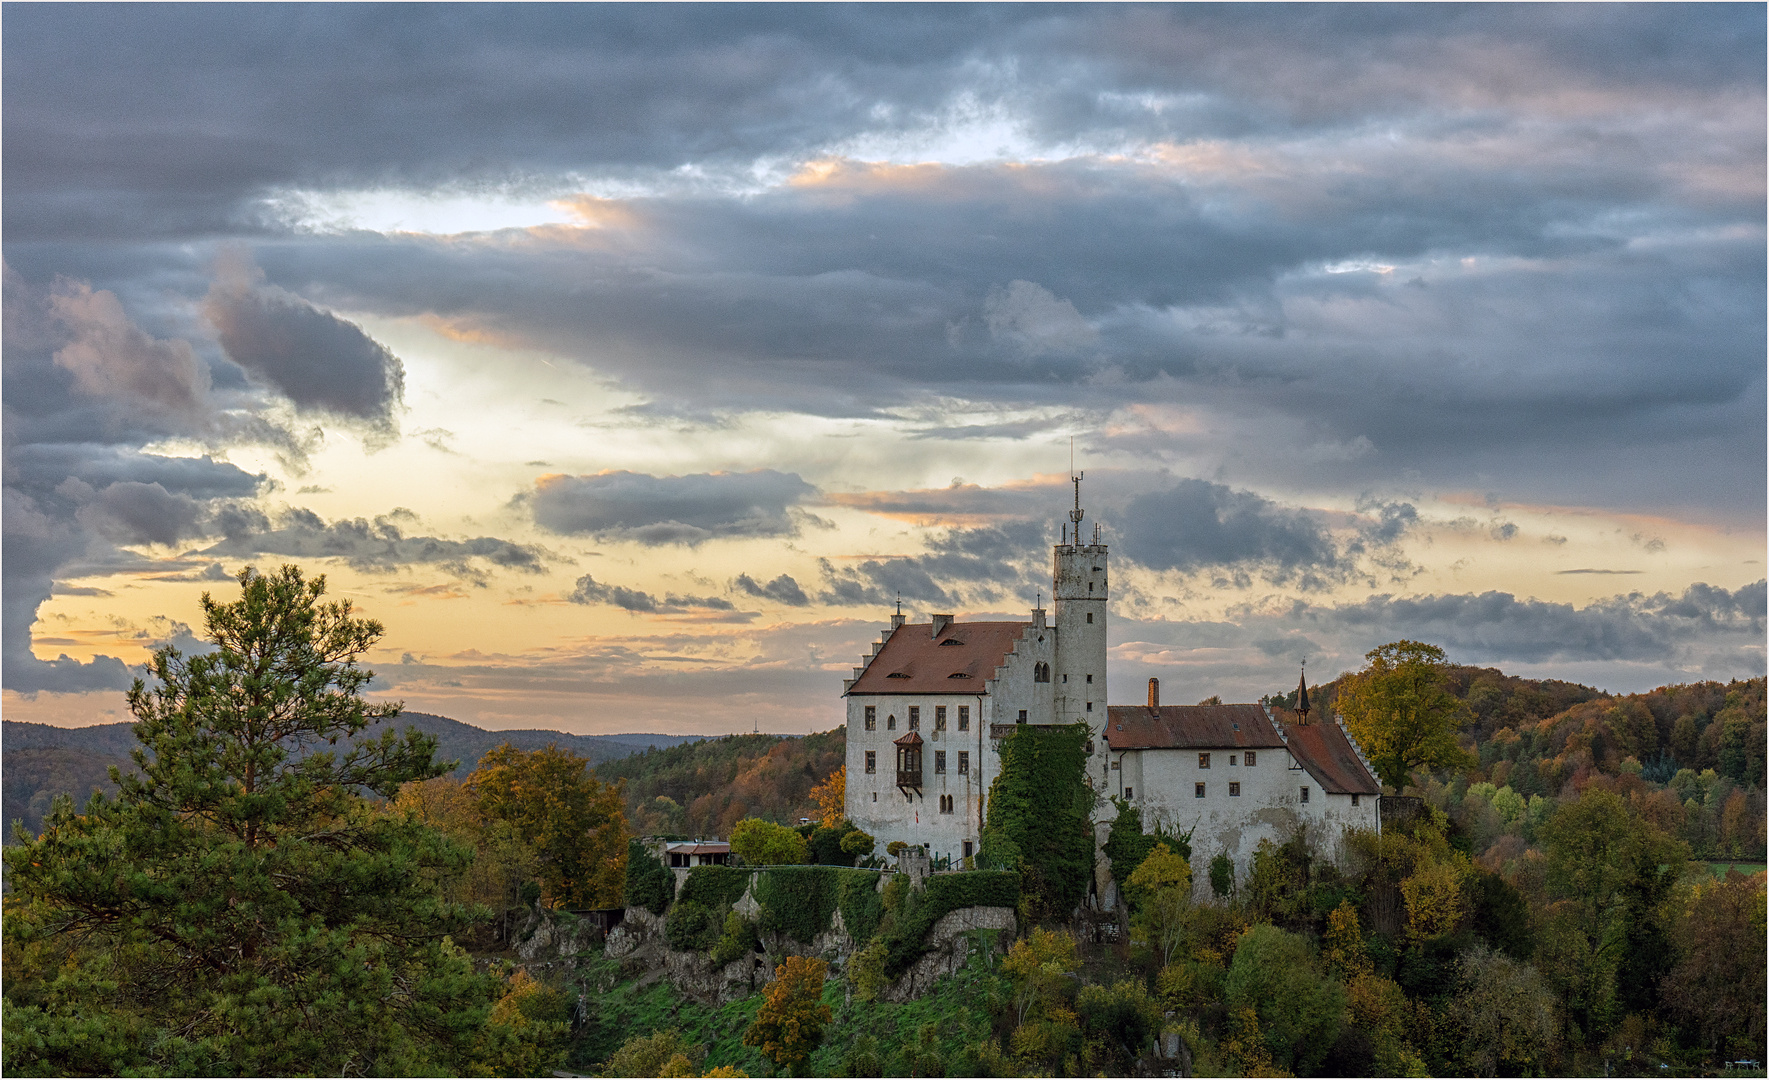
xmin=2 ymin=713 xmax=701 ymax=843
xmin=1271 ymin=669 xmax=1768 ymax=861
xmin=594 ymin=730 xmax=846 ymax=838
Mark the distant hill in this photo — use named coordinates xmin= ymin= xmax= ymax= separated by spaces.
xmin=594 ymin=729 xmax=846 ymax=839
xmin=2 ymin=713 xmax=704 ymax=842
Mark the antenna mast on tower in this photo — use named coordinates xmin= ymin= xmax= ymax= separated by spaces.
xmin=1069 ymin=437 xmax=1085 ymax=535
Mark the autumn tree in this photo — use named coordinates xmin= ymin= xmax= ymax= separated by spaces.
xmin=1659 ymin=873 xmax=1767 ymax=1063
xmin=1338 ymin=640 xmax=1475 ymax=790
xmin=744 ymin=955 xmax=832 ymax=1072
xmin=395 ymin=774 xmax=540 ymax=942
xmin=470 ymin=743 xmax=628 ymax=908
xmin=1449 ymin=946 xmax=1560 ymax=1078
xmin=1 ymin=565 xmax=497 ymax=1076
xmin=809 ymin=765 xmax=845 ymax=828
xmin=1124 ymin=845 xmax=1192 ymax=967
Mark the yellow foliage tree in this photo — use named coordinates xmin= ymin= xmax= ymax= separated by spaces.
xmin=1126 ymin=846 xmax=1194 ymax=966
xmin=744 ymin=956 xmax=832 ymax=1070
xmin=469 ymin=744 xmax=628 ymax=908
xmin=1322 ymin=900 xmax=1372 ymax=981
xmin=1400 ymin=856 xmax=1470 ymax=942
xmin=1003 ymin=926 xmax=1081 ymax=1027
xmin=809 ymin=765 xmax=845 ymax=828
xmin=1337 ymin=640 xmax=1475 ymax=791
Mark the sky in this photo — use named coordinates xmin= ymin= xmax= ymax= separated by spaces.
xmin=3 ymin=4 xmax=1763 ymax=736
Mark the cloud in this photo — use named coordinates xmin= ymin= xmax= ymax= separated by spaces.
xmin=568 ymin=573 xmax=739 ymax=615
xmin=983 ymin=280 xmax=1096 ymax=355
xmin=1302 ymin=580 xmax=1767 ymax=665
xmin=527 ymin=469 xmax=817 ymax=545
xmin=1119 ymin=479 xmax=1343 ymax=583
xmin=200 ymin=506 xmax=547 ymax=580
xmin=735 ymin=573 xmax=811 ymax=606
xmin=204 ymin=251 xmax=405 ymax=428
xmin=49 ymin=278 xmax=212 ymax=424
xmin=824 ymin=477 xmax=1062 ymax=526
xmin=70 ymin=480 xmax=208 ymax=547
xmin=818 ymin=522 xmax=1047 ymax=608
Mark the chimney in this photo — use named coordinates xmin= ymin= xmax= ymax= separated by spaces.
xmin=1147 ymin=677 xmax=1160 ymax=709
xmin=931 ymin=613 xmax=954 ymax=638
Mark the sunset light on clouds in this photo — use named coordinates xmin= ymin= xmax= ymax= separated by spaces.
xmin=4 ymin=5 xmax=1762 ymax=734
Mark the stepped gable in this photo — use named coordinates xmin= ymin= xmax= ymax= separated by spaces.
xmin=1281 ymin=721 xmax=1381 ymax=794
xmin=1103 ymin=703 xmax=1286 ymax=750
xmin=846 ymin=619 xmax=1029 ymax=695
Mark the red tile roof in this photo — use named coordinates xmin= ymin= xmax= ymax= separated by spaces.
xmin=1282 ymin=722 xmax=1380 ymax=794
xmin=847 ymin=620 xmax=1034 ymax=695
xmin=1103 ymin=704 xmax=1286 ymax=750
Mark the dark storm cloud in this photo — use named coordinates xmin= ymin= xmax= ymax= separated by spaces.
xmin=1304 ymin=580 xmax=1767 ymax=665
xmin=735 ymin=573 xmax=811 ymax=607
xmin=4 ymin=5 xmax=1756 ymax=237
xmin=3 ymin=6 xmax=1760 ymax=519
xmin=527 ymin=470 xmax=816 ymax=545
xmin=818 ymin=522 xmax=1048 ymax=608
xmin=205 ymin=255 xmax=405 ymax=426
xmin=568 ymin=573 xmax=738 ymax=615
xmin=200 ymin=507 xmax=547 ymax=580
xmin=1119 ymin=479 xmax=1344 ymax=583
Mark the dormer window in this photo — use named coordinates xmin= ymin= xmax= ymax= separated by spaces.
xmin=939 ymin=638 xmax=964 ymax=647
xmin=887 ymin=672 xmax=910 ymax=679
xmin=948 ymin=672 xmax=970 ymax=679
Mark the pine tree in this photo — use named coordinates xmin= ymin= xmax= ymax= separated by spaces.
xmin=2 ymin=565 xmax=499 ymax=1076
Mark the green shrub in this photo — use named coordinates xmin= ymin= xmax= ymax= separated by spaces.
xmin=730 ymin=818 xmax=808 ymax=866
xmin=810 ymin=822 xmax=865 ymax=866
xmin=664 ymin=898 xmax=721 ymax=952
xmin=755 ymin=865 xmax=839 ymax=943
xmin=840 ymin=827 xmax=876 ymax=860
xmin=709 ymin=911 xmax=759 ymax=967
xmin=1103 ymin=799 xmax=1194 ymax=893
xmin=880 ymin=871 xmax=1020 ymax=977
xmin=836 ymin=870 xmax=884 ymax=944
xmin=624 ymin=839 xmax=675 ymax=916
xmin=1209 ymin=852 xmax=1235 ymax=899
xmin=678 ymin=865 xmax=752 ymax=909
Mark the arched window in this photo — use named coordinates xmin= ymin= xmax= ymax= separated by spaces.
xmin=1033 ymin=662 xmax=1050 ymax=683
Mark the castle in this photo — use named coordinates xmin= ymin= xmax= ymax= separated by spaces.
xmin=841 ymin=479 xmax=1380 ymax=900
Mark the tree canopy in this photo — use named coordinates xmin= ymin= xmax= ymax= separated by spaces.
xmin=470 ymin=743 xmax=628 ymax=908
xmin=1 ymin=565 xmax=502 ymax=1076
xmin=1338 ymin=640 xmax=1476 ymax=790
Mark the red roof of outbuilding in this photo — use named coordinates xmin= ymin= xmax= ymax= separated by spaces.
xmin=1103 ymin=704 xmax=1286 ymax=750
xmin=847 ymin=620 xmax=1033 ymax=695
xmin=1281 ymin=723 xmax=1381 ymax=795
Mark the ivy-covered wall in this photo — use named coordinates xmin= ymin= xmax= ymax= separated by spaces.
xmin=880 ymin=871 xmax=1020 ymax=977
xmin=980 ymin=722 xmax=1093 ymax=918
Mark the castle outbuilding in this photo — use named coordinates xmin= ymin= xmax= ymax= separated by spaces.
xmin=1104 ymin=672 xmax=1380 ymax=900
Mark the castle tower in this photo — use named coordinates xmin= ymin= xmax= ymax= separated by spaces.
xmin=1052 ymin=472 xmax=1108 ymax=737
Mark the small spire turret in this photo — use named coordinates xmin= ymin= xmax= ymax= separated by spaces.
xmin=1295 ymin=661 xmax=1311 ymax=722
